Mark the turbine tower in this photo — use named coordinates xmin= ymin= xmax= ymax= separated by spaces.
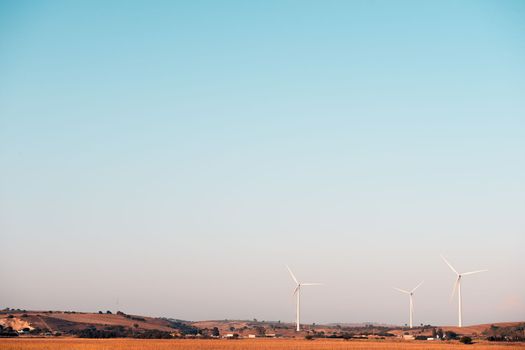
xmin=286 ymin=265 xmax=322 ymax=332
xmin=441 ymin=255 xmax=488 ymax=327
xmin=393 ymin=281 xmax=424 ymax=328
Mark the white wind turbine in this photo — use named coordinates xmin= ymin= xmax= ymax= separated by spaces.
xmin=441 ymin=255 xmax=488 ymax=327
xmin=286 ymin=265 xmax=322 ymax=332
xmin=393 ymin=281 xmax=424 ymax=328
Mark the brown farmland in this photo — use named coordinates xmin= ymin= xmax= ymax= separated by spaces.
xmin=0 ymin=338 xmax=524 ymax=350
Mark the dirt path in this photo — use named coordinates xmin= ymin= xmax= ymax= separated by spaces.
xmin=37 ymin=316 xmax=53 ymax=332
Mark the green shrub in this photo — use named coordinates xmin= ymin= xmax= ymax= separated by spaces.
xmin=459 ymin=336 xmax=473 ymax=344
xmin=445 ymin=330 xmax=458 ymax=339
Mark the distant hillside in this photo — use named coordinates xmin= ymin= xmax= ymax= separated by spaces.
xmin=326 ymin=322 xmax=397 ymax=327
xmin=1 ymin=308 xmax=523 ymax=341
xmin=0 ymin=309 xmax=198 ymax=338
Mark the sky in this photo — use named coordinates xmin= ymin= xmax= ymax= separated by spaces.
xmin=0 ymin=0 xmax=524 ymax=326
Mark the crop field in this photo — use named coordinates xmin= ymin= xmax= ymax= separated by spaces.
xmin=0 ymin=339 xmax=524 ymax=350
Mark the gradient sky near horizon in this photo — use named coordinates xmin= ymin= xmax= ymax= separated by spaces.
xmin=1 ymin=0 xmax=524 ymax=326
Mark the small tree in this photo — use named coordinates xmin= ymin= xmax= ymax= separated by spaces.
xmin=255 ymin=326 xmax=266 ymax=337
xmin=437 ymin=328 xmax=444 ymax=339
xmin=342 ymin=332 xmax=352 ymax=340
xmin=445 ymin=330 xmax=458 ymax=340
xmin=212 ymin=327 xmax=220 ymax=337
xmin=459 ymin=336 xmax=473 ymax=344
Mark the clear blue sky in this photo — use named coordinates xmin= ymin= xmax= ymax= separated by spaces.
xmin=1 ymin=0 xmax=524 ymax=326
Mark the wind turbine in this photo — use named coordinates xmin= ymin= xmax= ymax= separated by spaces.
xmin=393 ymin=281 xmax=424 ymax=328
xmin=286 ymin=265 xmax=322 ymax=332
xmin=441 ymin=255 xmax=488 ymax=327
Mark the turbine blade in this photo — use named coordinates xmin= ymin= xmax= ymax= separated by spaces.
xmin=393 ymin=287 xmax=410 ymax=294
xmin=301 ymin=283 xmax=323 ymax=286
xmin=461 ymin=269 xmax=488 ymax=276
xmin=450 ymin=277 xmax=460 ymax=301
xmin=411 ymin=281 xmax=424 ymax=293
xmin=293 ymin=285 xmax=300 ymax=296
xmin=441 ymin=255 xmax=459 ymax=275
xmin=286 ymin=265 xmax=299 ymax=284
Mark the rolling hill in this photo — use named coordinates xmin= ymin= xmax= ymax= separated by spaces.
xmin=0 ymin=308 xmax=523 ymax=340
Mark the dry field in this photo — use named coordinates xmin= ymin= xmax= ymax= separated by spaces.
xmin=0 ymin=338 xmax=524 ymax=350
